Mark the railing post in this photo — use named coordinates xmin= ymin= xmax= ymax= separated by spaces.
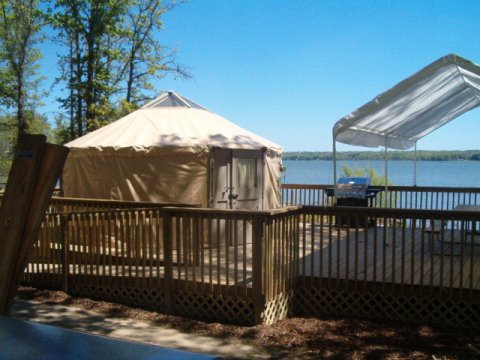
xmin=162 ymin=210 xmax=173 ymax=314
xmin=61 ymin=214 xmax=69 ymax=293
xmin=252 ymin=214 xmax=265 ymax=324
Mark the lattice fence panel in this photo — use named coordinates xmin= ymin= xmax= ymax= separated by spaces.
xmin=22 ymin=274 xmax=63 ymax=290
xmin=262 ymin=291 xmax=294 ymax=325
xmin=173 ymin=292 xmax=255 ymax=325
xmin=69 ymin=284 xmax=166 ymax=312
xmin=294 ymin=285 xmax=480 ymax=330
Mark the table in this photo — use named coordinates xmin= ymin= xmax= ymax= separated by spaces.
xmin=430 ymin=205 xmax=480 ymax=255
xmin=454 ymin=205 xmax=480 ymax=212
xmin=454 ymin=205 xmax=480 ymax=234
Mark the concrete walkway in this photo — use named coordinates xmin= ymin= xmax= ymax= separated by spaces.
xmin=12 ymin=300 xmax=276 ymax=359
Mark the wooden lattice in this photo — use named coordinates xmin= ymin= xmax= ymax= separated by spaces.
xmin=20 ymin=198 xmax=480 ymax=330
xmin=23 ymin=273 xmax=62 ymax=290
xmin=69 ymin=283 xmax=166 ymax=312
xmin=173 ymin=291 xmax=255 ymax=325
xmin=262 ymin=291 xmax=294 ymax=325
xmin=294 ymin=285 xmax=480 ymax=330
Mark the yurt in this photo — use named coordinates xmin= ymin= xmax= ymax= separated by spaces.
xmin=62 ymin=91 xmax=283 ymax=210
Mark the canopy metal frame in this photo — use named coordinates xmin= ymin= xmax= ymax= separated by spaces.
xmin=331 ymin=54 xmax=480 ymax=204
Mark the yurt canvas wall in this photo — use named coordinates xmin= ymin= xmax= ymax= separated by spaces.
xmin=62 ymin=92 xmax=283 ymax=210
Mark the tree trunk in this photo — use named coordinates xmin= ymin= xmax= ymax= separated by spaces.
xmin=16 ymin=72 xmax=25 ymax=138
xmin=85 ymin=33 xmax=95 ymax=132
xmin=85 ymin=2 xmax=97 ymax=133
xmin=69 ymin=42 xmax=75 ymax=139
xmin=126 ymin=51 xmax=135 ymax=103
xmin=75 ymin=24 xmax=82 ymax=137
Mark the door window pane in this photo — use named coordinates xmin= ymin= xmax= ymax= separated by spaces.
xmin=237 ymin=158 xmax=257 ymax=189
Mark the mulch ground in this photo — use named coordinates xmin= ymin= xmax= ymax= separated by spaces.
xmin=15 ymin=286 xmax=480 ymax=359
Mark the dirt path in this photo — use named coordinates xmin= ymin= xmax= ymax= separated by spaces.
xmin=12 ymin=300 xmax=278 ymax=359
xmin=12 ymin=287 xmax=480 ymax=359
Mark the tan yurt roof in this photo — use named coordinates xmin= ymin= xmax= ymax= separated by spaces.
xmin=66 ymin=91 xmax=282 ymax=153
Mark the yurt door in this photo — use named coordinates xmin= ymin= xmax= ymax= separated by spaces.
xmin=211 ymin=149 xmax=231 ymax=209
xmin=211 ymin=149 xmax=262 ymax=210
xmin=231 ymin=149 xmax=262 ymax=210
xmin=211 ymin=148 xmax=263 ymax=245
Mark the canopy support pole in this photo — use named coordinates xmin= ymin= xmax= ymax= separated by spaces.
xmin=333 ymin=138 xmax=337 ymax=205
xmin=414 ymin=142 xmax=417 ymax=186
xmin=384 ymin=138 xmax=389 ymax=208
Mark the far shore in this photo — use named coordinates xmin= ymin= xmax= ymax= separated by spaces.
xmin=284 ymin=150 xmax=480 ymax=161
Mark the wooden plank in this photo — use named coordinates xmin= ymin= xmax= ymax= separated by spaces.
xmin=233 ymin=218 xmax=238 ymax=295
xmin=1 ymin=138 xmax=69 ymax=314
xmin=252 ymin=215 xmax=265 ymax=324
xmin=162 ymin=211 xmax=173 ymax=313
xmin=61 ymin=215 xmax=68 ymax=291
xmin=0 ymin=135 xmax=46 ymax=313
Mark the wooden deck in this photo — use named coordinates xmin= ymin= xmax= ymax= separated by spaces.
xmin=27 ymin=224 xmax=480 ymax=290
xmin=299 ymin=224 xmax=480 ymax=290
xmin=22 ymin=201 xmax=480 ymax=327
xmin=27 ymin=243 xmax=255 ymax=287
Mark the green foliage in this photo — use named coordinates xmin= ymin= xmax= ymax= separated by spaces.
xmin=0 ymin=0 xmax=44 ymax=135
xmin=50 ymin=0 xmax=189 ymax=138
xmin=284 ymin=150 xmax=480 ymax=161
xmin=0 ymin=116 xmax=15 ymax=185
xmin=0 ymin=112 xmax=52 ymax=184
xmin=341 ymin=164 xmax=393 ymax=186
xmin=0 ymin=0 xmax=190 ymax=149
xmin=51 ymin=114 xmax=71 ymax=145
xmin=119 ymin=0 xmax=190 ymax=105
xmin=50 ymin=0 xmax=129 ymax=136
xmin=0 ymin=0 xmax=190 ymax=158
xmin=116 ymin=99 xmax=140 ymax=118
xmin=25 ymin=112 xmax=53 ymax=141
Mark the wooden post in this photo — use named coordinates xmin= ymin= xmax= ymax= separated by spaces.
xmin=162 ymin=210 xmax=174 ymax=314
xmin=252 ymin=214 xmax=265 ymax=324
xmin=0 ymin=135 xmax=46 ymax=314
xmin=61 ymin=214 xmax=69 ymax=292
xmin=0 ymin=135 xmax=69 ymax=315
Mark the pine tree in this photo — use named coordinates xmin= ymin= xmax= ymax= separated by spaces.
xmin=0 ymin=0 xmax=43 ymax=138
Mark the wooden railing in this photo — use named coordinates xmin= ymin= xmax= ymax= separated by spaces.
xmin=263 ymin=208 xmax=300 ymax=305
xmin=47 ymin=196 xmax=197 ymax=213
xmin=23 ymin=199 xmax=480 ymax=328
xmin=372 ymin=185 xmax=480 ymax=210
xmin=24 ymin=205 xmax=301 ymax=325
xmin=297 ymin=206 xmax=480 ymax=298
xmin=282 ymin=184 xmax=480 ymax=210
xmin=0 ymin=194 xmax=196 ymax=213
xmin=281 ymin=184 xmax=332 ymax=207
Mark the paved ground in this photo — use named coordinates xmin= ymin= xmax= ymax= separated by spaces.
xmin=12 ymin=300 xmax=274 ymax=359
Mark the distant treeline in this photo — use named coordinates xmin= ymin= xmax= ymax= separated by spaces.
xmin=283 ymin=150 xmax=480 ymax=161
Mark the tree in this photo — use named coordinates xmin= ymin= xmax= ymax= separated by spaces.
xmin=341 ymin=164 xmax=393 ymax=186
xmin=0 ymin=112 xmax=53 ymax=184
xmin=119 ymin=0 xmax=189 ymax=106
xmin=51 ymin=0 xmax=189 ymax=139
xmin=52 ymin=0 xmax=127 ymax=137
xmin=0 ymin=0 xmax=43 ymax=138
xmin=0 ymin=115 xmax=15 ymax=185
xmin=51 ymin=113 xmax=71 ymax=145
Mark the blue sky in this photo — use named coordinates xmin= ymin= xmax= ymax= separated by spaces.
xmin=40 ymin=0 xmax=480 ymax=152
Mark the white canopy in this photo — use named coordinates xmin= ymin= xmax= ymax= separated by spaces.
xmin=333 ymin=54 xmax=480 ymax=150
xmin=67 ymin=91 xmax=282 ymax=153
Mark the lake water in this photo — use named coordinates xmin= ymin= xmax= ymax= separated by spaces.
xmin=282 ymin=160 xmax=480 ymax=187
